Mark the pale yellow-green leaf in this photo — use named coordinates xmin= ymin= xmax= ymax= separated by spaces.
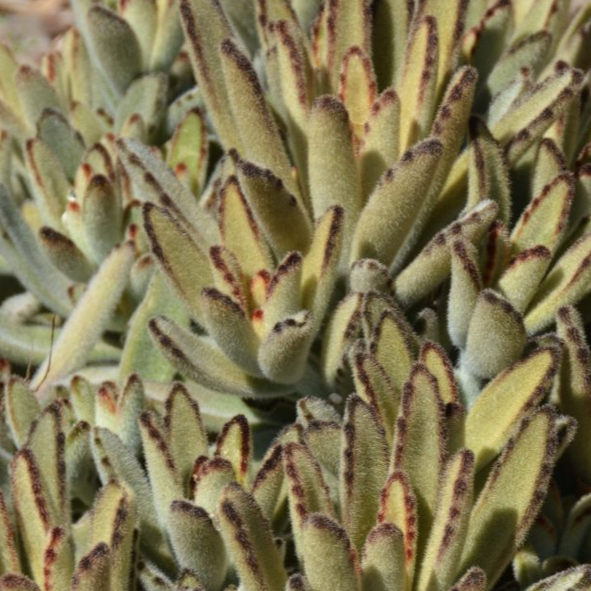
xmin=361 ymin=523 xmax=405 ymax=591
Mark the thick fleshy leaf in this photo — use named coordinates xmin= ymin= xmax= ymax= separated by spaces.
xmin=149 ymin=316 xmax=290 ymax=397
xmin=218 ymin=483 xmax=287 ymax=591
xmin=32 ymin=241 xmax=134 ymax=393
xmin=165 ymin=384 xmax=208 ymax=489
xmin=237 ymin=159 xmax=312 ymax=258
xmin=351 ymin=138 xmax=443 ymax=268
xmin=556 ymin=306 xmax=591 ymax=483
xmin=464 ymin=345 xmax=559 ymax=471
xmin=139 ymin=411 xmax=183 ymax=528
xmin=340 ymin=395 xmax=389 ymax=550
xmin=143 ymin=203 xmax=211 ymax=321
xmin=361 ymin=523 xmax=405 ymax=591
xmin=460 ymin=407 xmax=560 ymax=585
xmin=301 ymin=513 xmax=362 ymax=591
xmin=308 ymin=96 xmax=360 ymax=259
xmin=0 ymin=575 xmax=41 ymax=591
xmin=168 ymin=501 xmax=227 ymax=591
xmin=284 ymin=441 xmax=334 ymax=557
xmin=258 ymin=311 xmax=315 ymax=385
xmin=511 ymin=172 xmax=574 ymax=256
xmin=391 ymin=365 xmax=446 ymax=533
xmin=525 ymin=231 xmax=591 ymax=332
xmin=87 ymin=6 xmax=142 ymax=95
xmin=497 ymin=246 xmax=552 ymax=314
xmin=397 ymin=16 xmax=439 ymax=152
xmin=448 ymin=237 xmax=481 ymax=348
xmin=417 ymin=450 xmax=475 ymax=591
xmin=360 ymin=88 xmax=401 ymax=198
xmin=71 ymin=543 xmax=111 ymax=591
xmin=216 ymin=414 xmax=252 ymax=486
xmin=463 ymin=290 xmax=526 ymax=380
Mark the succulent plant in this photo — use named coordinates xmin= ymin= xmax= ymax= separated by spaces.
xmin=0 ymin=338 xmax=584 ymax=590
xmin=0 ymin=0 xmax=591 ymax=589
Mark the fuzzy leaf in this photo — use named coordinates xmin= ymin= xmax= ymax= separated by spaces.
xmin=301 ymin=513 xmax=361 ymax=591
xmin=193 ymin=457 xmax=236 ymax=515
xmin=179 ymin=0 xmax=241 ymax=149
xmin=395 ymin=200 xmax=498 ymax=305
xmin=398 ymin=16 xmax=439 ymax=152
xmin=497 ymin=246 xmax=552 ymax=314
xmin=391 ymin=365 xmax=446 ymax=534
xmin=463 ymin=290 xmax=526 ymax=380
xmin=449 ymin=568 xmax=487 ymax=591
xmin=139 ymin=411 xmax=183 ymax=528
xmin=340 ymin=395 xmax=389 ymax=549
xmin=165 ymin=384 xmax=208 ymax=490
xmin=168 ymin=501 xmax=227 ymax=591
xmin=4 ymin=376 xmax=40 ymax=447
xmin=87 ymin=6 xmax=142 ymax=95
xmin=352 ymin=138 xmax=443 ymax=268
xmin=149 ymin=316 xmax=290 ymax=397
xmin=511 ymin=173 xmax=574 ymax=256
xmin=525 ymin=231 xmax=591 ymax=333
xmin=32 ymin=241 xmax=134 ymax=393
xmin=252 ymin=442 xmax=285 ymax=523
xmin=237 ymin=159 xmax=312 ymax=258
xmin=91 ymin=481 xmax=136 ymax=591
xmin=216 ymin=415 xmax=252 ymax=486
xmin=218 ymin=483 xmax=287 ymax=591
xmin=417 ymin=450 xmax=475 ymax=591
xmin=71 ymin=543 xmax=111 ymax=591
xmin=258 ymin=311 xmax=315 ymax=385
xmin=284 ymin=441 xmax=334 ymax=558
xmin=464 ymin=345 xmax=559 ymax=471
xmin=460 ymin=407 xmax=560 ymax=585
xmin=360 ymin=88 xmax=401 ymax=198
xmin=143 ymin=203 xmax=211 ymax=322
xmin=419 ymin=342 xmax=459 ymax=405
xmin=0 ymin=575 xmax=41 ymax=591
xmin=448 ymin=237 xmax=481 ymax=348
xmin=556 ymin=306 xmax=591 ymax=483
xmin=0 ymin=492 xmax=19 ymax=574
xmin=308 ymin=96 xmax=360 ymax=259
xmin=361 ymin=523 xmax=405 ymax=591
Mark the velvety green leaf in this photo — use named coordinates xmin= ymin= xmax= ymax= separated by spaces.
xmin=143 ymin=203 xmax=211 ymax=321
xmin=86 ymin=5 xmax=142 ymax=96
xmin=237 ymin=158 xmax=312 ymax=258
xmin=556 ymin=306 xmax=591 ymax=483
xmin=464 ymin=345 xmax=559 ymax=471
xmin=397 ymin=16 xmax=439 ymax=152
xmin=258 ymin=311 xmax=315 ymax=385
xmin=466 ymin=117 xmax=511 ymax=224
xmin=32 ymin=241 xmax=134 ymax=393
xmin=91 ymin=481 xmax=136 ymax=591
xmin=459 ymin=407 xmax=560 ymax=585
xmin=220 ymin=38 xmax=299 ymax=201
xmin=39 ymin=226 xmax=94 ymax=282
xmin=340 ymin=395 xmax=389 ymax=549
xmin=168 ymin=500 xmax=227 ymax=591
xmin=0 ymin=575 xmax=41 ymax=591
xmin=71 ymin=543 xmax=111 ymax=591
xmin=216 ymin=414 xmax=252 ymax=487
xmin=417 ymin=450 xmax=474 ymax=591
xmin=308 ymin=96 xmax=360 ymax=260
xmin=511 ymin=172 xmax=574 ymax=256
xmin=164 ymin=384 xmax=208 ymax=490
xmin=448 ymin=237 xmax=481 ymax=348
xmin=497 ymin=246 xmax=552 ymax=314
xmin=149 ymin=316 xmax=290 ymax=397
xmin=4 ymin=376 xmax=40 ymax=447
xmin=352 ymin=138 xmax=443 ymax=269
xmin=139 ymin=410 xmax=183 ymax=528
xmin=391 ymin=365 xmax=446 ymax=534
xmin=449 ymin=567 xmax=487 ymax=591
xmin=252 ymin=442 xmax=285 ymax=523
xmin=361 ymin=523 xmax=405 ymax=591
xmin=525 ymin=231 xmax=591 ymax=333
xmin=463 ymin=290 xmax=526 ymax=380
xmin=395 ymin=200 xmax=498 ymax=305
xmin=218 ymin=483 xmax=287 ymax=591
xmin=15 ymin=65 xmax=63 ymax=129
xmin=360 ymin=88 xmax=401 ymax=199
xmin=192 ymin=457 xmax=236 ymax=515
xmin=0 ymin=491 xmax=20 ymax=574
xmin=284 ymin=441 xmax=334 ymax=557
xmin=301 ymin=513 xmax=361 ymax=591
xmin=419 ymin=341 xmax=459 ymax=405
xmin=179 ymin=0 xmax=241 ymax=149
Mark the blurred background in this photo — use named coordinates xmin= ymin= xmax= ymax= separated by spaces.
xmin=0 ymin=0 xmax=72 ymax=62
